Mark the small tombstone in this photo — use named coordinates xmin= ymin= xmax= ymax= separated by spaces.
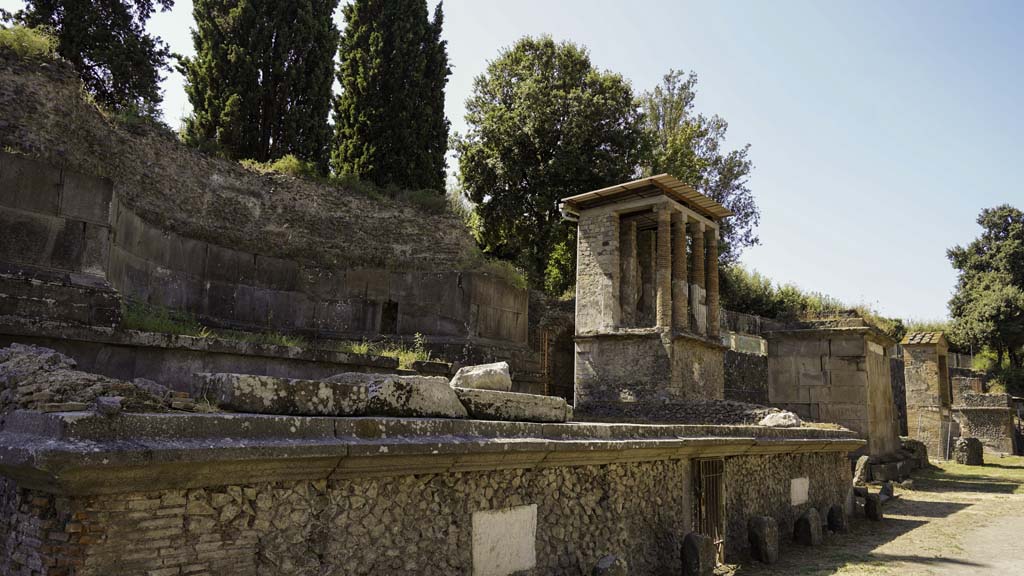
xmin=592 ymin=554 xmax=627 ymax=576
xmin=853 ymin=455 xmax=870 ymax=485
xmin=682 ymin=532 xmax=715 ymax=576
xmin=864 ymin=493 xmax=883 ymax=521
xmin=793 ymin=508 xmax=822 ymax=546
xmin=747 ymin=516 xmax=779 ymax=564
xmin=827 ymin=504 xmax=848 ymax=534
xmin=953 ymin=437 xmax=984 ymax=466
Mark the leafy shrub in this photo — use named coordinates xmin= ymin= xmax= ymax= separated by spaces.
xmin=0 ymin=25 xmax=56 ymax=59
xmin=240 ymin=154 xmax=320 ymax=179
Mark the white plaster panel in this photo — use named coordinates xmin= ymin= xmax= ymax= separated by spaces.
xmin=790 ymin=477 xmax=809 ymax=505
xmin=472 ymin=504 xmax=537 ymax=576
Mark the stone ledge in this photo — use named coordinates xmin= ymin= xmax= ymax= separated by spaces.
xmin=0 ymin=411 xmax=864 ymax=495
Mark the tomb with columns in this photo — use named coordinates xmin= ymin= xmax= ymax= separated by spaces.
xmin=561 ymin=174 xmax=731 ymax=410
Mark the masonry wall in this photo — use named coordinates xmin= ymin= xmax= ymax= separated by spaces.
xmin=0 ymin=462 xmax=694 ymax=576
xmin=958 ymin=394 xmax=1017 ymax=455
xmin=0 ymin=151 xmax=529 ymax=348
xmin=724 ymin=451 xmax=851 ymax=559
xmin=723 ymin=350 xmax=768 ymax=405
xmin=574 ymin=212 xmax=619 ymax=334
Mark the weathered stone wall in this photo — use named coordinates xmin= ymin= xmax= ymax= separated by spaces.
xmin=574 ymin=332 xmax=670 ymax=404
xmin=671 ymin=337 xmax=725 ymax=401
xmin=724 ymin=452 xmax=851 ymax=559
xmin=890 ymin=357 xmax=908 ymax=436
xmin=957 ymin=394 xmax=1016 ymax=454
xmin=0 ymin=462 xmax=693 ymax=575
xmin=724 ymin=350 xmax=768 ymax=405
xmin=767 ymin=328 xmax=900 ymax=458
xmin=574 ymin=212 xmax=619 ymax=335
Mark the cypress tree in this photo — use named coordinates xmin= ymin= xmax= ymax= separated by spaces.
xmin=332 ymin=0 xmax=450 ymax=192
xmin=5 ymin=0 xmax=173 ymax=116
xmin=181 ymin=0 xmax=338 ymax=171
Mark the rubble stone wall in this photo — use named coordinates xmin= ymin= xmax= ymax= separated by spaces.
xmin=724 ymin=451 xmax=851 ymax=559
xmin=724 ymin=350 xmax=768 ymax=405
xmin=958 ymin=407 xmax=1016 ymax=455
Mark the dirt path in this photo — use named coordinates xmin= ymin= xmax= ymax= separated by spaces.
xmin=720 ymin=456 xmax=1024 ymax=576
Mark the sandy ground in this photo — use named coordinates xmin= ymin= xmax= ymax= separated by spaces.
xmin=719 ymin=456 xmax=1024 ymax=576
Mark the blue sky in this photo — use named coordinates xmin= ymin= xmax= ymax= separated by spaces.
xmin=4 ymin=0 xmax=1018 ymax=321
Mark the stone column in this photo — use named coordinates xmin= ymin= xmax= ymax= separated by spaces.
xmin=671 ymin=212 xmax=688 ymax=331
xmin=706 ymin=226 xmax=720 ymax=339
xmin=689 ymin=222 xmax=705 ymax=334
xmin=619 ymin=219 xmax=638 ymax=327
xmin=655 ymin=207 xmax=672 ymax=328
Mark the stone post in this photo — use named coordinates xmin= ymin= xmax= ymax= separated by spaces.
xmin=619 ymin=219 xmax=638 ymax=327
xmin=671 ymin=211 xmax=688 ymax=331
xmin=706 ymin=226 xmax=720 ymax=339
xmin=690 ymin=223 xmax=705 ymax=290
xmin=655 ymin=207 xmax=672 ymax=328
xmin=689 ymin=222 xmax=705 ymax=333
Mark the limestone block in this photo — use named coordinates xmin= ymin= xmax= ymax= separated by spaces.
xmin=592 ymin=555 xmax=628 ymax=575
xmin=827 ymin=504 xmax=848 ymax=533
xmin=60 ymin=169 xmax=113 ymax=225
xmin=853 ymin=455 xmax=870 ymax=485
xmin=682 ymin=532 xmax=715 ymax=576
xmin=829 ymin=370 xmax=868 ymax=389
xmin=747 ymin=516 xmax=778 ymax=564
xmin=869 ymin=462 xmax=900 ymax=482
xmin=758 ymin=411 xmax=802 ymax=428
xmin=449 ymin=361 xmax=512 ymax=392
xmin=472 ymin=504 xmax=537 ymax=576
xmin=829 ymin=337 xmax=865 ymax=357
xmin=453 ymin=387 xmax=569 ymax=423
xmin=196 ymin=372 xmax=468 ymax=418
xmin=0 ymin=152 xmax=61 ymax=215
xmin=793 ymin=508 xmax=822 ymax=546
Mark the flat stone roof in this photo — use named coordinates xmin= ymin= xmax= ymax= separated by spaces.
xmin=901 ymin=332 xmax=946 ymax=346
xmin=0 ymin=411 xmax=863 ymax=495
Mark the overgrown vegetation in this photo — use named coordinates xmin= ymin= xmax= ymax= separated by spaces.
xmin=720 ymin=265 xmax=907 ymax=340
xmin=0 ymin=24 xmax=56 ymax=59
xmin=333 ymin=334 xmax=433 ymax=369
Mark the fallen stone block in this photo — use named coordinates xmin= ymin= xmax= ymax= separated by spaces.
xmin=747 ymin=516 xmax=778 ymax=564
xmin=449 ymin=361 xmax=512 ymax=391
xmin=953 ymin=437 xmax=984 ymax=466
xmin=682 ymin=532 xmax=715 ymax=576
xmin=757 ymin=410 xmax=802 ymax=428
xmin=794 ymin=508 xmax=822 ymax=546
xmin=196 ymin=372 xmax=468 ymax=418
xmin=853 ymin=454 xmax=870 ymax=485
xmin=452 ymin=387 xmax=569 ymax=423
xmin=827 ymin=504 xmax=848 ymax=533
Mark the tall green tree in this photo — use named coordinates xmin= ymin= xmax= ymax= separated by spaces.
xmin=181 ymin=0 xmax=338 ymax=170
xmin=5 ymin=0 xmax=173 ymax=115
xmin=639 ymin=70 xmax=759 ymax=264
xmin=332 ymin=0 xmax=450 ymax=192
xmin=948 ymin=205 xmax=1024 ymax=369
xmin=455 ymin=36 xmax=649 ymax=294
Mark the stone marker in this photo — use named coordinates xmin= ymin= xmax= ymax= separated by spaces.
xmin=827 ymin=504 xmax=848 ymax=533
xmin=453 ymin=387 xmax=570 ymax=423
xmin=794 ymin=508 xmax=822 ymax=546
xmin=747 ymin=516 xmax=779 ymax=564
xmin=853 ymin=454 xmax=870 ymax=485
xmin=682 ymin=532 xmax=715 ymax=576
xmin=953 ymin=437 xmax=984 ymax=466
xmin=449 ymin=361 xmax=513 ymax=391
xmin=196 ymin=372 xmax=468 ymax=418
xmin=864 ymin=493 xmax=882 ymax=521
xmin=757 ymin=411 xmax=802 ymax=428
xmin=879 ymin=481 xmax=894 ymax=504
xmin=592 ymin=554 xmax=627 ymax=575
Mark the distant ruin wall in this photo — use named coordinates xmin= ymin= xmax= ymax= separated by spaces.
xmin=723 ymin=350 xmax=768 ymax=405
xmin=0 ymin=151 xmax=528 ymax=347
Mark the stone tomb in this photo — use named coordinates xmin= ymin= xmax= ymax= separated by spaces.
xmin=561 ymin=174 xmax=731 ymax=409
xmin=901 ymin=332 xmax=956 ymax=459
xmin=766 ymin=319 xmax=901 ymax=459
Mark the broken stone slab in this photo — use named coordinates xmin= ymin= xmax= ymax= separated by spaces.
xmin=452 ymin=387 xmax=569 ymax=423
xmin=757 ymin=410 xmax=802 ymax=428
xmin=682 ymin=532 xmax=716 ymax=576
xmin=794 ymin=508 xmax=822 ymax=546
xmin=410 ymin=360 xmax=452 ymax=376
xmin=747 ymin=516 xmax=778 ymax=564
xmin=195 ymin=372 xmax=468 ymax=419
xmin=448 ymin=361 xmax=512 ymax=392
xmin=853 ymin=454 xmax=870 ymax=485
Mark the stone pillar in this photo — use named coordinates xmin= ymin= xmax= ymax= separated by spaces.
xmin=619 ymin=219 xmax=638 ymax=327
xmin=706 ymin=226 xmax=720 ymax=339
xmin=655 ymin=207 xmax=672 ymax=328
xmin=671 ymin=212 xmax=688 ymax=331
xmin=574 ymin=212 xmax=619 ymax=333
xmin=690 ymin=223 xmax=705 ymax=290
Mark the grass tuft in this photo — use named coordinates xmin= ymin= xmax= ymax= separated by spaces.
xmin=0 ymin=25 xmax=56 ymax=60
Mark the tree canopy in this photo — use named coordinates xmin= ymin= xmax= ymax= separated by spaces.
xmin=5 ymin=0 xmax=173 ymax=115
xmin=947 ymin=205 xmax=1024 ymax=370
xmin=181 ymin=0 xmax=339 ymax=171
xmin=639 ymin=70 xmax=759 ymax=264
xmin=455 ymin=36 xmax=649 ymax=294
xmin=332 ymin=0 xmax=450 ymax=192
